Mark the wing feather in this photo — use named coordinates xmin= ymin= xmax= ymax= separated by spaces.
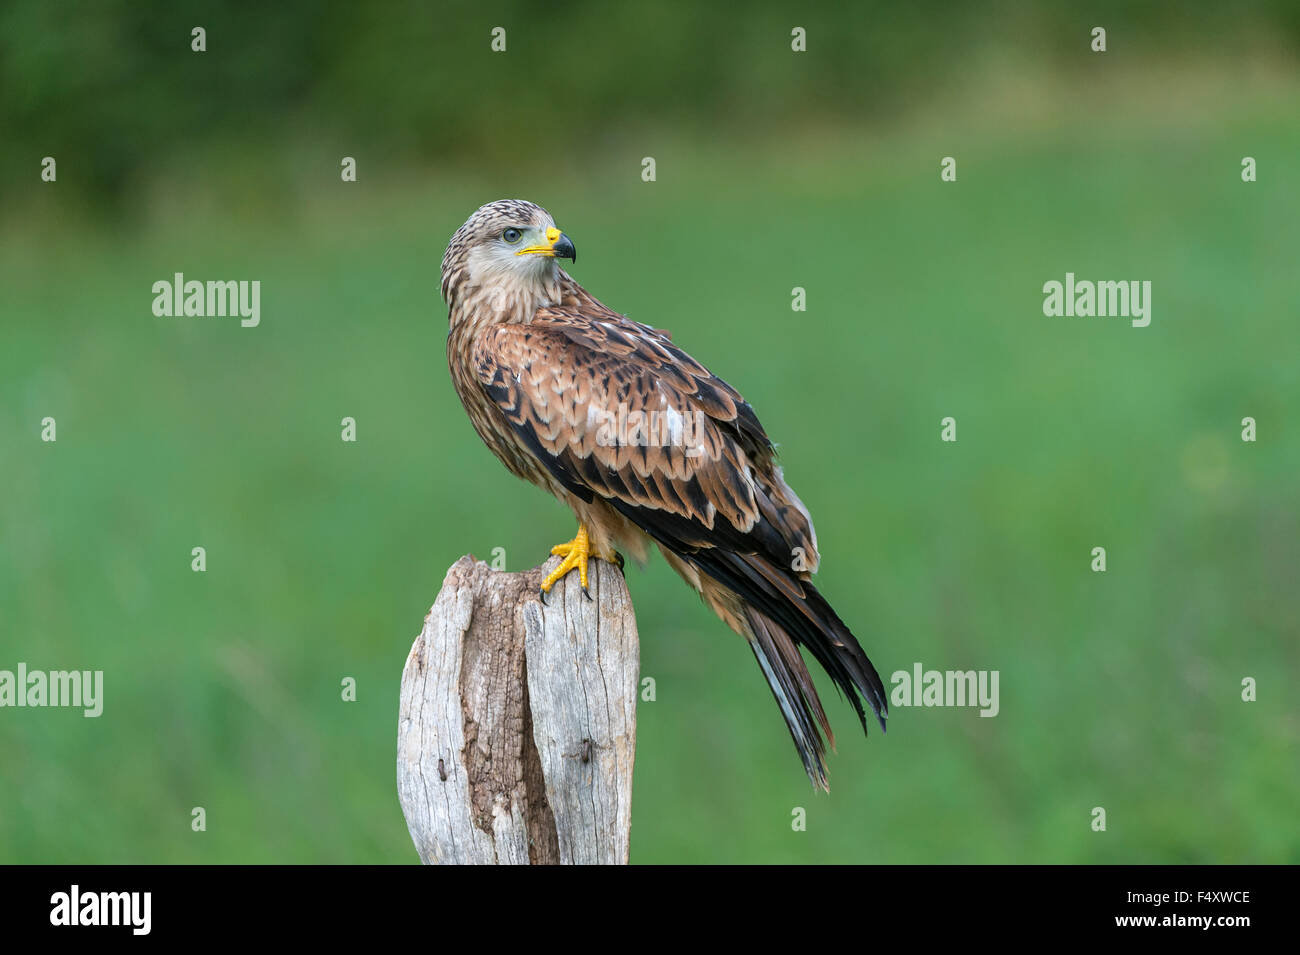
xmin=473 ymin=312 xmax=814 ymax=566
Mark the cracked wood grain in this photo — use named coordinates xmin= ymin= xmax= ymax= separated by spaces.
xmin=397 ymin=555 xmax=638 ymax=865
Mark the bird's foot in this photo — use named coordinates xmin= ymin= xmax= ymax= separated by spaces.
xmin=539 ymin=524 xmax=613 ymax=602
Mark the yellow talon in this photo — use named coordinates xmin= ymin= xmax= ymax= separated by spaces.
xmin=542 ymin=524 xmax=593 ymax=593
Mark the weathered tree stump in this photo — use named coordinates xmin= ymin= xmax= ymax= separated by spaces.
xmin=396 ymin=554 xmax=639 ymax=864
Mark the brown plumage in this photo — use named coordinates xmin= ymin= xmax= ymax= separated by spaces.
xmin=442 ymin=198 xmax=887 ymax=789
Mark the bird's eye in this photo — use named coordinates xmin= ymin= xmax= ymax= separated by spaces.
xmin=502 ymin=228 xmax=523 ymax=244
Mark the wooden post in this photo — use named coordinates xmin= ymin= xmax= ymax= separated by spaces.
xmin=397 ymin=554 xmax=639 ymax=864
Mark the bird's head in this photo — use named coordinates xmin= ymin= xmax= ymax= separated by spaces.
xmin=441 ymin=199 xmax=576 ymax=316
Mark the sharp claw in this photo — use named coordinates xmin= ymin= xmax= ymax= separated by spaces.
xmin=612 ymin=551 xmax=625 ymax=571
xmin=539 ymin=525 xmax=596 ymax=603
xmin=538 ymin=587 xmax=548 ymax=605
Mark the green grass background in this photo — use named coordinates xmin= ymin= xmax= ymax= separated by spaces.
xmin=2 ymin=49 xmax=1298 ymax=863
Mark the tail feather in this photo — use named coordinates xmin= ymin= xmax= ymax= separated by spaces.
xmin=690 ymin=549 xmax=888 ymax=789
xmin=745 ymin=608 xmax=833 ymax=790
xmin=625 ymin=504 xmax=887 ymax=789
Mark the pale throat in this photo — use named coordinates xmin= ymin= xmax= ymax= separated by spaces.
xmin=455 ymin=258 xmax=563 ymax=327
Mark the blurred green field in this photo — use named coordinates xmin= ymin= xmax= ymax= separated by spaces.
xmin=2 ymin=64 xmax=1299 ymax=863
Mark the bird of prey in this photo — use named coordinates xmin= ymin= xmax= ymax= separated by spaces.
xmin=441 ymin=199 xmax=887 ymax=789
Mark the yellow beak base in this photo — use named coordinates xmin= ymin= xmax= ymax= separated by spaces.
xmin=516 ymin=226 xmax=576 ymax=262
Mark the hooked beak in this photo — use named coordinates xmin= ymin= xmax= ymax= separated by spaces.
xmin=517 ymin=226 xmax=576 ymax=263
